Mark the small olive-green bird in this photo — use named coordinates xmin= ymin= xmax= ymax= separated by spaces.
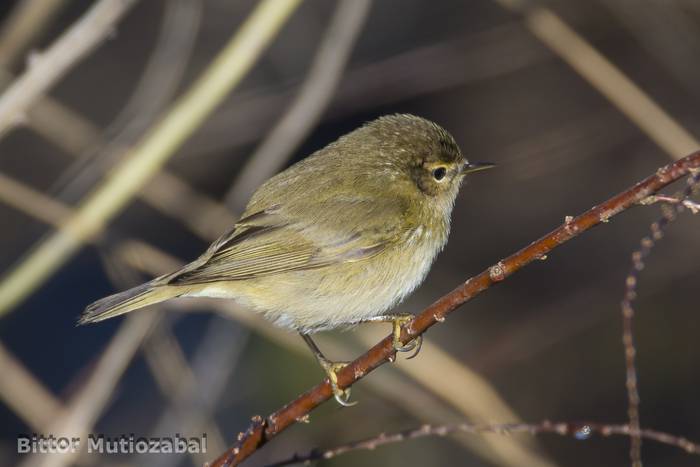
xmin=80 ymin=114 xmax=494 ymax=405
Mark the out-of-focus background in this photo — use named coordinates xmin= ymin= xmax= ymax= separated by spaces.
xmin=0 ymin=0 xmax=699 ymax=466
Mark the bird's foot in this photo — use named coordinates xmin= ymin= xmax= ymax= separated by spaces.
xmin=318 ymin=358 xmax=356 ymax=407
xmin=390 ymin=314 xmax=423 ymax=359
xmin=364 ymin=313 xmax=422 ymax=359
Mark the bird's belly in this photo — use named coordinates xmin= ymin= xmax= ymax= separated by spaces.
xmin=212 ymin=235 xmax=441 ymax=333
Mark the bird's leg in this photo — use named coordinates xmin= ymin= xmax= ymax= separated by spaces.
xmin=361 ymin=313 xmax=422 ymax=359
xmin=300 ymin=333 xmax=356 ymax=407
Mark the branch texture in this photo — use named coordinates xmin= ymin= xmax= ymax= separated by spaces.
xmin=210 ymin=151 xmax=700 ymax=467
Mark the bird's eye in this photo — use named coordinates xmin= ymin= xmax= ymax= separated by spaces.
xmin=432 ymin=167 xmax=447 ymax=181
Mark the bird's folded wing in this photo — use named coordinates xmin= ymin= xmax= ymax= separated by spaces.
xmin=168 ymin=201 xmax=399 ymax=285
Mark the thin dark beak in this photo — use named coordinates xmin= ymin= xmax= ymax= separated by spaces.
xmin=461 ymin=160 xmax=496 ymax=174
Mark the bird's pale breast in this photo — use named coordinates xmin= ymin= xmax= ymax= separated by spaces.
xmin=197 ymin=224 xmax=445 ymax=333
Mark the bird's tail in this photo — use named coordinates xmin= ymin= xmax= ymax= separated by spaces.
xmin=78 ymin=281 xmax=181 ymax=325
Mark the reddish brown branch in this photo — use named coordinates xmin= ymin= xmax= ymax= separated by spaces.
xmin=267 ymin=420 xmax=700 ymax=466
xmin=209 ymin=151 xmax=700 ymax=467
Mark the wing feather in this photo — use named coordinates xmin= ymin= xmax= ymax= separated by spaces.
xmin=169 ymin=198 xmax=404 ymax=286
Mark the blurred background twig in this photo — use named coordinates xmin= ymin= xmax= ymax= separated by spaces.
xmin=224 ymin=0 xmax=371 ymax=211
xmin=0 ymin=0 xmax=139 ymax=136
xmin=0 ymin=0 xmax=302 ymax=316
xmin=0 ymin=0 xmax=70 ymax=70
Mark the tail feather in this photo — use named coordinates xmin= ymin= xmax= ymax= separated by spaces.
xmin=78 ymin=282 xmax=180 ymax=325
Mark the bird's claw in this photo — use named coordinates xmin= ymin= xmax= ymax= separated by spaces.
xmin=391 ymin=315 xmax=423 ymax=359
xmin=319 ymin=360 xmax=356 ymax=407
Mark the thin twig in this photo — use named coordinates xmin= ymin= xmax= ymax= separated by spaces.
xmin=140 ymin=317 xmax=248 ymax=467
xmin=493 ymin=0 xmax=700 ymax=159
xmin=9 ymin=82 xmax=236 ymax=239
xmin=353 ymin=330 xmax=557 ymax=467
xmin=0 ymin=341 xmax=64 ymax=431
xmin=18 ymin=313 xmax=159 ymax=467
xmin=209 ymin=152 xmax=700 ymax=467
xmin=51 ymin=0 xmax=203 ymax=202
xmin=621 ymin=170 xmax=700 ymax=467
xmin=24 ymin=89 xmax=102 ymax=154
xmin=0 ymin=0 xmax=69 ymax=69
xmin=0 ymin=0 xmax=302 ymax=317
xmin=602 ymin=0 xmax=700 ymax=101
xmin=0 ymin=171 xmax=74 ymax=225
xmin=225 ymin=0 xmax=371 ymax=210
xmin=0 ymin=0 xmax=140 ymax=135
xmin=188 ymin=22 xmax=549 ymax=158
xmin=266 ymin=421 xmax=700 ymax=466
xmin=639 ymin=194 xmax=700 ymax=214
